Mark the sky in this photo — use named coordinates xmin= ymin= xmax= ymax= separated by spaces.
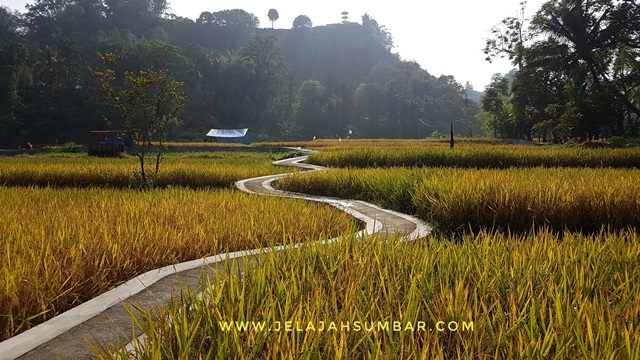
xmin=0 ymin=0 xmax=548 ymax=90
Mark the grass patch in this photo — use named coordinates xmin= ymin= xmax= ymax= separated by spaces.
xmin=0 ymin=186 xmax=357 ymax=340
xmin=97 ymin=229 xmax=640 ymax=359
xmin=43 ymin=142 xmax=82 ymax=153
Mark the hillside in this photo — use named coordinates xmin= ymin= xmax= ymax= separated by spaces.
xmin=0 ymin=5 xmax=480 ymax=144
xmin=257 ymin=24 xmax=398 ymax=84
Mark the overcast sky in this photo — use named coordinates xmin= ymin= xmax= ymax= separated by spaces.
xmin=1 ymin=0 xmax=548 ymax=90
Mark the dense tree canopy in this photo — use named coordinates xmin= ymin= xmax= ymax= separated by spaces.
xmin=292 ymin=15 xmax=312 ymax=29
xmin=0 ymin=4 xmax=480 ymax=146
xmin=482 ymin=0 xmax=640 ymax=141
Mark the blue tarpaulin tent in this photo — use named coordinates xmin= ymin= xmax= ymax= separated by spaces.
xmin=205 ymin=128 xmax=251 ymax=144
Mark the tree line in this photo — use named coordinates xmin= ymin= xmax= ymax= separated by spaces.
xmin=481 ymin=0 xmax=640 ymax=142
xmin=0 ymin=1 xmax=480 ymax=146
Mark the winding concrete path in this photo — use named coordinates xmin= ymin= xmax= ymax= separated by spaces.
xmin=0 ymin=155 xmax=430 ymax=360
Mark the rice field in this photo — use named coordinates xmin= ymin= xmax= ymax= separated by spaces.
xmin=255 ymin=138 xmax=504 ymax=151
xmin=0 ymin=152 xmax=289 ymax=188
xmin=98 ymin=230 xmax=640 ymax=359
xmin=0 ymin=186 xmax=357 ymax=340
xmin=276 ymin=167 xmax=640 ymax=233
xmin=2 ymin=142 xmax=639 ymax=358
xmin=306 ymin=146 xmax=640 ymax=168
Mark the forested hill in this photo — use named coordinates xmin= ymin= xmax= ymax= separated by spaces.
xmin=0 ymin=3 xmax=480 ymax=145
xmin=256 ymin=24 xmax=397 ymax=84
xmin=164 ymin=13 xmax=398 ymax=85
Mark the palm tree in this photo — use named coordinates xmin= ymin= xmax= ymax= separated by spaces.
xmin=531 ymin=0 xmax=640 ymax=118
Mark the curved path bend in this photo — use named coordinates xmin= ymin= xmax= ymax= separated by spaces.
xmin=0 ymin=155 xmax=430 ymax=360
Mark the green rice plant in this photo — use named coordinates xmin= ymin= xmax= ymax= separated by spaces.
xmin=97 ymin=229 xmax=640 ymax=359
xmin=307 ymin=146 xmax=640 ymax=168
xmin=276 ymin=167 xmax=640 ymax=233
xmin=44 ymin=142 xmax=82 ymax=153
xmin=0 ymin=187 xmax=357 ymax=340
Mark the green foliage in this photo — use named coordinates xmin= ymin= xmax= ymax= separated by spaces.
xmin=295 ymin=80 xmax=329 ymax=139
xmin=480 ymin=74 xmax=514 ymax=138
xmin=0 ymin=1 xmax=481 ymax=145
xmin=197 ymin=9 xmax=259 ymax=28
xmin=292 ymin=15 xmax=312 ymax=29
xmin=484 ymin=0 xmax=640 ymax=141
xmin=483 ymin=1 xmax=529 ymax=65
xmin=608 ymin=136 xmax=640 ymax=146
xmin=340 ymin=11 xmax=349 ymax=24
xmin=429 ymin=130 xmax=447 ymax=139
xmin=361 ymin=13 xmax=393 ymax=50
xmin=46 ymin=141 xmax=80 ymax=153
xmin=238 ymin=35 xmax=290 ymax=131
xmin=267 ymin=8 xmax=279 ymax=28
xmin=93 ymin=52 xmax=186 ymax=188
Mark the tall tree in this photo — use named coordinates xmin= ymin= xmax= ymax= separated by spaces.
xmin=267 ymin=9 xmax=279 ymax=29
xmin=93 ymin=53 xmax=186 ymax=188
xmin=484 ymin=0 xmax=640 ymax=140
xmin=239 ymin=35 xmax=290 ymax=129
xmin=479 ymin=74 xmax=513 ymax=138
xmin=483 ymin=1 xmax=531 ymax=68
xmin=295 ymin=80 xmax=329 ymax=139
xmin=0 ymin=7 xmax=28 ymax=145
xmin=340 ymin=11 xmax=349 ymax=24
xmin=353 ymin=83 xmax=385 ymax=137
xmin=104 ymin=0 xmax=166 ymax=37
xmin=24 ymin=0 xmax=70 ymax=40
xmin=531 ymin=0 xmax=640 ymax=124
xmin=197 ymin=9 xmax=259 ymax=65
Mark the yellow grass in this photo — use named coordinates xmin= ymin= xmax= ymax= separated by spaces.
xmin=0 ymin=153 xmax=287 ymax=188
xmin=100 ymin=230 xmax=640 ymax=359
xmin=276 ymin=167 xmax=640 ymax=232
xmin=255 ymin=138 xmax=502 ymax=151
xmin=0 ymin=187 xmax=357 ymax=340
xmin=306 ymin=145 xmax=640 ymax=168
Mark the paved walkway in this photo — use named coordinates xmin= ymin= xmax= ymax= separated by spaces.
xmin=0 ymin=155 xmax=430 ymax=360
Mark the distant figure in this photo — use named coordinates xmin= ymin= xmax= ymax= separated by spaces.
xmin=313 ymin=136 xmax=316 ymax=141
xmin=26 ymin=142 xmax=33 ymax=150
